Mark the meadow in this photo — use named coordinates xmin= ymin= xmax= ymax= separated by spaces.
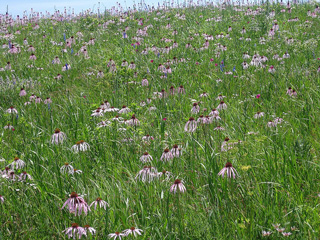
xmin=1 ymin=1 xmax=320 ymax=239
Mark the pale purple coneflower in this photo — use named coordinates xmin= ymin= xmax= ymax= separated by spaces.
xmin=44 ymin=97 xmax=52 ymax=104
xmin=71 ymin=140 xmax=90 ymax=153
xmin=24 ymin=101 xmax=31 ymax=105
xmin=142 ymin=134 xmax=154 ymax=142
xmin=60 ymin=163 xmax=74 ymax=174
xmin=19 ymin=171 xmax=32 ymax=181
xmin=62 ymin=223 xmax=86 ymax=239
xmin=19 ymin=88 xmax=26 ymax=96
xmin=216 ymin=95 xmax=226 ymax=101
xmin=262 ymin=231 xmax=272 ymax=236
xmin=84 ymin=225 xmax=96 ymax=236
xmin=91 ymin=108 xmax=104 ymax=117
xmin=71 ymin=169 xmax=82 ymax=175
xmin=62 ymin=192 xmax=90 ymax=216
xmin=6 ymin=106 xmax=18 ymax=114
xmin=29 ymin=53 xmax=37 ymax=60
xmin=140 ymin=101 xmax=146 ymax=107
xmin=197 ymin=115 xmax=208 ymax=124
xmin=160 ymin=149 xmax=174 ymax=161
xmin=135 ymin=166 xmax=157 ymax=182
xmin=267 ymin=120 xmax=276 ymax=128
xmin=184 ymin=117 xmax=197 ymax=132
xmin=157 ymin=170 xmax=172 ymax=180
xmin=35 ymin=97 xmax=42 ymax=104
xmin=108 ymin=232 xmax=126 ymax=239
xmin=282 ymin=232 xmax=292 ymax=237
xmin=191 ymin=102 xmax=200 ymax=114
xmin=200 ymin=92 xmax=209 ymax=98
xmin=254 ymin=112 xmax=265 ymax=119
xmin=214 ymin=126 xmax=225 ymax=131
xmin=105 ymin=107 xmax=119 ymax=112
xmin=29 ymin=94 xmax=36 ymax=101
xmin=169 ymin=86 xmax=175 ymax=95
xmin=140 ymin=152 xmax=153 ymax=163
xmin=171 ymin=144 xmax=182 ymax=157
xmin=123 ymin=227 xmax=143 ymax=237
xmin=51 ymin=128 xmax=67 ymax=144
xmin=118 ymin=105 xmax=131 ymax=114
xmin=4 ymin=124 xmax=14 ymax=130
xmin=8 ymin=171 xmax=17 ymax=181
xmin=209 ymin=108 xmax=220 ymax=118
xmin=217 ymin=101 xmax=227 ymax=110
xmin=141 ymin=78 xmax=149 ymax=86
xmin=276 ymin=228 xmax=285 ymax=233
xmin=8 ymin=157 xmax=25 ymax=170
xmin=218 ymin=162 xmax=239 ymax=179
xmin=0 ymin=195 xmax=4 ymax=203
xmin=178 ymin=85 xmax=186 ymax=94
xmin=97 ymin=70 xmax=104 ymax=78
xmin=170 ymin=179 xmax=186 ymax=194
xmin=90 ymin=197 xmax=109 ymax=210
xmin=268 ymin=65 xmax=276 ymax=73
xmin=126 ymin=115 xmax=140 ymax=126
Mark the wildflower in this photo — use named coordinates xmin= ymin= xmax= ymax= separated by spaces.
xmin=256 ymin=94 xmax=261 ymax=99
xmin=4 ymin=124 xmax=14 ymax=130
xmin=84 ymin=225 xmax=96 ymax=236
xmin=262 ymin=231 xmax=272 ymax=236
xmin=171 ymin=144 xmax=182 ymax=157
xmin=19 ymin=171 xmax=32 ymax=181
xmin=268 ymin=65 xmax=276 ymax=73
xmin=160 ymin=149 xmax=174 ymax=161
xmin=135 ymin=166 xmax=157 ymax=182
xmin=200 ymin=92 xmax=209 ymax=98
xmin=71 ymin=140 xmax=90 ymax=153
xmin=126 ymin=115 xmax=140 ymax=126
xmin=214 ymin=126 xmax=225 ymax=131
xmin=51 ymin=128 xmax=67 ymax=144
xmin=142 ymin=134 xmax=154 ymax=142
xmin=157 ymin=170 xmax=172 ymax=180
xmin=62 ymin=223 xmax=86 ymax=239
xmin=276 ymin=228 xmax=285 ymax=233
xmin=178 ymin=85 xmax=186 ymax=94
xmin=254 ymin=112 xmax=264 ymax=119
xmin=184 ymin=117 xmax=197 ymax=132
xmin=35 ymin=97 xmax=42 ymax=104
xmin=6 ymin=106 xmax=18 ymax=114
xmin=62 ymin=192 xmax=90 ymax=216
xmin=0 ymin=195 xmax=4 ymax=203
xmin=8 ymin=157 xmax=25 ymax=170
xmin=218 ymin=162 xmax=239 ymax=179
xmin=91 ymin=108 xmax=104 ymax=117
xmin=282 ymin=232 xmax=292 ymax=237
xmin=267 ymin=120 xmax=276 ymax=127
xmin=44 ymin=97 xmax=52 ymax=104
xmin=19 ymin=88 xmax=27 ymax=96
xmin=169 ymin=86 xmax=175 ymax=95
xmin=108 ymin=232 xmax=126 ymax=239
xmin=141 ymin=78 xmax=149 ymax=86
xmin=90 ymin=197 xmax=109 ymax=210
xmin=140 ymin=152 xmax=153 ymax=163
xmin=71 ymin=169 xmax=83 ymax=175
xmin=170 ymin=179 xmax=186 ymax=193
xmin=29 ymin=53 xmax=37 ymax=60
xmin=118 ymin=105 xmax=131 ymax=114
xmin=191 ymin=102 xmax=200 ymax=114
xmin=217 ymin=101 xmax=227 ymax=110
xmin=60 ymin=163 xmax=74 ymax=174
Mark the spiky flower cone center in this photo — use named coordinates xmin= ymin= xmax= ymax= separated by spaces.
xmin=55 ymin=128 xmax=60 ymax=133
xmin=14 ymin=157 xmax=19 ymax=161
xmin=96 ymin=197 xmax=102 ymax=202
xmin=173 ymin=144 xmax=178 ymax=148
xmin=164 ymin=149 xmax=169 ymax=153
xmin=84 ymin=225 xmax=90 ymax=228
xmin=189 ymin=117 xmax=195 ymax=121
xmin=225 ymin=162 xmax=233 ymax=168
xmin=70 ymin=192 xmax=78 ymax=198
xmin=174 ymin=179 xmax=181 ymax=184
xmin=71 ymin=223 xmax=79 ymax=228
xmin=143 ymin=152 xmax=149 ymax=155
xmin=130 ymin=227 xmax=135 ymax=231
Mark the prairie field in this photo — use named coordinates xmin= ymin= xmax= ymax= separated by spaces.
xmin=1 ymin=1 xmax=320 ymax=239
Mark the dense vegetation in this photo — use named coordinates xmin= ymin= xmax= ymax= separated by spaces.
xmin=1 ymin=1 xmax=320 ymax=239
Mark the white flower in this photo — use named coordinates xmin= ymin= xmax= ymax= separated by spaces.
xmin=71 ymin=140 xmax=90 ymax=153
xmin=51 ymin=128 xmax=67 ymax=144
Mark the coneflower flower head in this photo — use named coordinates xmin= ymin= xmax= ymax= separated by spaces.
xmin=62 ymin=192 xmax=90 ymax=216
xmin=218 ymin=162 xmax=239 ymax=179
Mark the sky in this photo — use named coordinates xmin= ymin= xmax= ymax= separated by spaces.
xmin=0 ymin=0 xmax=163 ymax=17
